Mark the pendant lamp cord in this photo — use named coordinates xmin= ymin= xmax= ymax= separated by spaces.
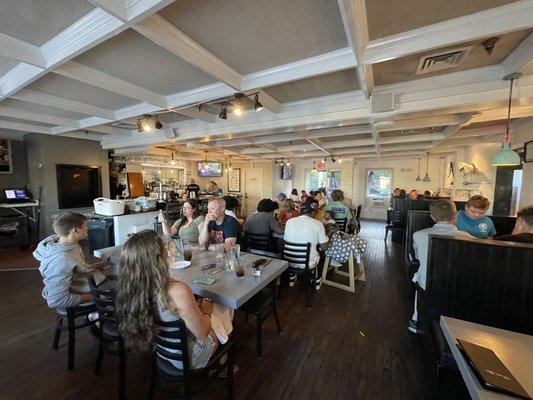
xmin=504 ymin=78 xmax=514 ymax=143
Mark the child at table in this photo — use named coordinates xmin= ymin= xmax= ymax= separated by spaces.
xmin=116 ymin=230 xmax=234 ymax=371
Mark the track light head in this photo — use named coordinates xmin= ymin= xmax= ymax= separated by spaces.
xmin=218 ymin=104 xmax=228 ymax=120
xmin=233 ymin=93 xmax=244 ymax=117
xmin=331 ymin=156 xmax=336 ymax=163
xmin=254 ymin=93 xmax=263 ymax=111
xmin=137 ymin=115 xmax=162 ymax=133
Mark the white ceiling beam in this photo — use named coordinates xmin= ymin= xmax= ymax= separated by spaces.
xmin=87 ymin=0 xmax=128 ymax=20
xmin=252 ymin=133 xmax=302 ymax=144
xmin=337 ymin=0 xmax=374 ymax=97
xmin=86 ymin=125 xmax=133 ymax=137
xmin=0 ymin=33 xmax=46 ymax=68
xmin=452 ymin=125 xmax=507 ymax=139
xmin=257 ymin=90 xmax=280 ymax=113
xmin=240 ymin=47 xmax=356 ymax=90
xmin=173 ymin=108 xmax=216 ymax=123
xmin=307 ymin=124 xmax=372 ymax=139
xmin=501 ymin=32 xmax=533 ymax=74
xmin=374 ymin=114 xmax=473 ymax=132
xmin=11 ymin=89 xmax=116 ymax=120
xmin=134 ymin=14 xmax=242 ymax=90
xmin=363 ymin=1 xmax=533 ymax=65
xmin=380 ymin=143 xmax=434 ymax=152
xmin=53 ymin=61 xmax=167 ymax=107
xmin=370 ymin=122 xmax=381 ymax=160
xmin=0 ymin=9 xmax=125 ymax=100
xmin=380 ymin=133 xmax=446 ymax=145
xmin=0 ymin=120 xmax=53 ymax=135
xmin=102 ymin=75 xmax=533 ymax=149
xmin=0 ymin=106 xmax=80 ymax=128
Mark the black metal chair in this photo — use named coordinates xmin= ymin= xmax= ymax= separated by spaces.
xmin=333 ymin=217 xmax=348 ymax=233
xmin=384 ymin=210 xmax=405 ymax=243
xmin=52 ymin=302 xmax=97 ymax=370
xmin=148 ymin=319 xmax=235 ymax=400
xmin=243 ymin=231 xmax=281 ymax=258
xmin=240 ymin=284 xmax=282 ymax=357
xmin=355 ymin=204 xmax=362 ymax=234
xmin=88 ymin=276 xmax=126 ymax=400
xmin=281 ymin=241 xmax=314 ymax=309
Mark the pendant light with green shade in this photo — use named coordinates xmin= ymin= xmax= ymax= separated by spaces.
xmin=491 ymin=72 xmax=522 ymax=167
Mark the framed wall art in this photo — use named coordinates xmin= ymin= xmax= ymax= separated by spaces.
xmin=228 ymin=168 xmax=241 ymax=192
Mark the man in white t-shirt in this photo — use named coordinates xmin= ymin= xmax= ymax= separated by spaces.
xmin=284 ymin=199 xmax=329 ymax=290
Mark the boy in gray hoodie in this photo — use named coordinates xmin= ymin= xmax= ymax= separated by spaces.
xmin=34 ymin=212 xmax=108 ymax=311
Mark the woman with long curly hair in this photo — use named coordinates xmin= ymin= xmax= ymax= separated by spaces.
xmin=116 ymin=230 xmax=229 ymax=369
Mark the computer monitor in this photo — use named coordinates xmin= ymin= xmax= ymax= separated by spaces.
xmin=4 ymin=189 xmax=30 ymax=201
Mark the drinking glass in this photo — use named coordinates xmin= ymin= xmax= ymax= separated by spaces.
xmin=234 ymin=262 xmax=245 ymax=278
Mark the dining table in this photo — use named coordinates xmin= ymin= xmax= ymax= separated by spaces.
xmin=94 ymin=245 xmax=289 ymax=309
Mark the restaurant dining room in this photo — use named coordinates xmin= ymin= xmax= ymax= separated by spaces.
xmin=1 ymin=1 xmax=533 ymax=399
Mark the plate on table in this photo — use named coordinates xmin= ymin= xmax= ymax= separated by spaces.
xmin=171 ymin=260 xmax=191 ymax=270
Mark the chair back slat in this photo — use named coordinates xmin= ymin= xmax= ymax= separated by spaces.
xmin=88 ymin=275 xmax=118 ymax=325
xmin=244 ymin=231 xmax=271 ymax=251
xmin=153 ymin=319 xmax=191 ymax=372
xmin=333 ymin=217 xmax=347 ymax=232
xmin=282 ymin=241 xmax=311 ymax=267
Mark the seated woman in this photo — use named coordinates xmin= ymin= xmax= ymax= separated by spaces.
xmin=116 ymin=230 xmax=233 ymax=370
xmin=278 ymin=198 xmax=300 ymax=228
xmin=289 ymin=189 xmax=300 ymax=202
xmin=159 ymin=199 xmax=205 ymax=244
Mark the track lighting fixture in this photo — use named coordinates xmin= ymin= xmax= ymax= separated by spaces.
xmin=254 ymin=93 xmax=263 ymax=111
xmin=233 ymin=93 xmax=244 ymax=117
xmin=137 ymin=115 xmax=162 ymax=133
xmin=274 ymin=159 xmax=278 ymax=166
xmin=312 ymin=162 xmax=317 ymax=172
xmin=286 ymin=160 xmax=290 ymax=166
xmin=331 ymin=156 xmax=336 ymax=163
xmin=338 ymin=158 xmax=342 ymax=163
xmin=218 ymin=103 xmax=228 ymax=120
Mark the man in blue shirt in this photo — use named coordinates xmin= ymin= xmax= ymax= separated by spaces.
xmin=455 ymin=195 xmax=496 ymax=239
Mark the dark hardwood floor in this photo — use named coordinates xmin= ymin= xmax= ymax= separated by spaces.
xmin=0 ymin=221 xmax=435 ymax=400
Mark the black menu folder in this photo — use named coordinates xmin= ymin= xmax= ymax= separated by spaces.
xmin=456 ymin=339 xmax=531 ymax=399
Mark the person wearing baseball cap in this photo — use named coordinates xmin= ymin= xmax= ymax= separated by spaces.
xmin=283 ymin=199 xmax=329 ymax=290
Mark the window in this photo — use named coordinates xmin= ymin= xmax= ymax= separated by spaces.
xmin=305 ymin=169 xmax=341 ymax=191
xmin=366 ymin=169 xmax=392 ymax=197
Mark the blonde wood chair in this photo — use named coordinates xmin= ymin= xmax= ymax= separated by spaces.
xmin=321 ymin=251 xmax=365 ymax=293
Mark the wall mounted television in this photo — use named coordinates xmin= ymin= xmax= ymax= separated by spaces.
xmin=197 ymin=162 xmax=222 ymax=177
xmin=281 ymin=164 xmax=293 ymax=180
xmin=56 ymin=164 xmax=102 ymax=209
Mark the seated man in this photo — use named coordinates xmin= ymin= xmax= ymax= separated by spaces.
xmin=456 ymin=195 xmax=496 ymax=239
xmin=284 ymin=200 xmax=329 ymax=290
xmin=408 ymin=190 xmax=418 ymax=200
xmin=408 ymin=200 xmax=472 ymax=334
xmin=34 ymin=212 xmax=108 ymax=311
xmin=199 ymin=197 xmax=240 ymax=251
xmin=496 ymin=205 xmax=533 ymax=243
xmin=244 ymin=199 xmax=282 ymax=236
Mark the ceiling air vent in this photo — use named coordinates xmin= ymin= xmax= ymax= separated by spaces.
xmin=416 ymin=46 xmax=472 ymax=75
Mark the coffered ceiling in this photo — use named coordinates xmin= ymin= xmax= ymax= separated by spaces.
xmin=0 ymin=0 xmax=532 ymax=162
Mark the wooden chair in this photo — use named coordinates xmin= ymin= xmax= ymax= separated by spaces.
xmin=321 ymin=251 xmax=365 ymax=293
xmin=52 ymin=302 xmax=96 ymax=370
xmin=148 ymin=319 xmax=235 ymax=400
xmin=281 ymin=241 xmax=314 ymax=309
xmin=333 ymin=217 xmax=348 ymax=232
xmin=88 ymin=276 xmax=126 ymax=400
xmin=239 ymin=284 xmax=282 ymax=357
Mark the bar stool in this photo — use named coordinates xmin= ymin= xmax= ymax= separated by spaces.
xmin=321 ymin=251 xmax=366 ymax=293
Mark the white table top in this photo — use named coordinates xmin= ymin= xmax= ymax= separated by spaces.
xmin=94 ymin=246 xmax=288 ymax=309
xmin=171 ymin=250 xmax=288 ymax=309
xmin=440 ymin=316 xmax=533 ymax=400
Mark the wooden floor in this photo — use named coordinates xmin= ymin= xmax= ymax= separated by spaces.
xmin=0 ymin=221 xmax=435 ymax=400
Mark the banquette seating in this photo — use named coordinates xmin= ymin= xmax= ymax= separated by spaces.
xmin=419 ymin=235 xmax=533 ymax=399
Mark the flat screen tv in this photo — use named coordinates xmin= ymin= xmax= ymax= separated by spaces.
xmin=197 ymin=162 xmax=222 ymax=177
xmin=281 ymin=164 xmax=293 ymax=180
xmin=56 ymin=164 xmax=102 ymax=209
